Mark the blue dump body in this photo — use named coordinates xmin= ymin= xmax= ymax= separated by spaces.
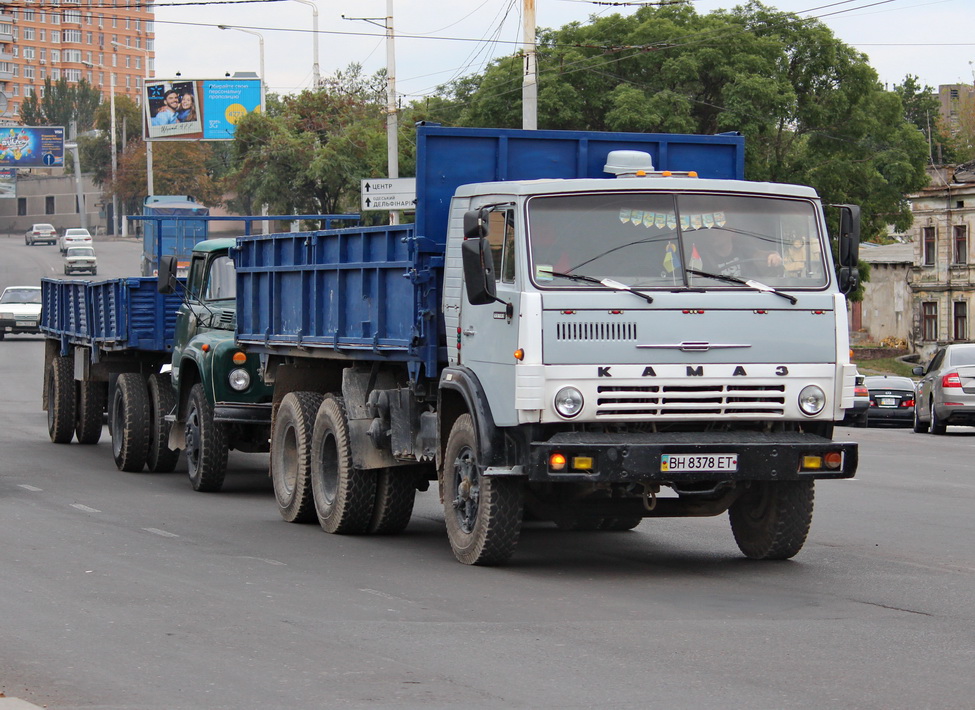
xmin=142 ymin=195 xmax=210 ymax=276
xmin=41 ymin=277 xmax=183 ymax=355
xmin=233 ymin=125 xmax=746 ymax=379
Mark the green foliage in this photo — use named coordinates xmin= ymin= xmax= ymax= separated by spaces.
xmin=894 ymin=75 xmax=955 ymax=164
xmin=227 ymin=64 xmax=393 ymax=221
xmin=19 ymin=78 xmax=102 ymax=133
xmin=78 ymin=95 xmax=143 ymax=186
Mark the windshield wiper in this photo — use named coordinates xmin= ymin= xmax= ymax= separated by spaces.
xmin=685 ymin=268 xmax=797 ymax=305
xmin=540 ymin=270 xmax=654 ymax=304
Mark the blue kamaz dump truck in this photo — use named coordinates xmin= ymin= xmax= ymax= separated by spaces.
xmin=169 ymin=124 xmax=859 ymax=566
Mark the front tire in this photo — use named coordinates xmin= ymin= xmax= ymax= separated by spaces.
xmin=729 ymin=480 xmax=814 ymax=560
xmin=75 ymin=380 xmax=106 ymax=445
xmin=913 ymin=404 xmax=927 ymax=433
xmin=111 ymin=373 xmax=150 ymax=472
xmin=310 ymin=396 xmax=377 ymax=534
xmin=185 ymin=382 xmax=228 ymax=492
xmin=146 ymin=373 xmax=180 ymax=472
xmin=270 ymin=391 xmax=323 ymax=523
xmin=441 ymin=414 xmax=523 ymax=565
xmin=47 ymin=355 xmax=76 ymax=444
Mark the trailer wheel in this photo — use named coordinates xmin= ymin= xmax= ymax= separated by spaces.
xmin=729 ymin=480 xmax=814 ymax=560
xmin=146 ymin=373 xmax=180 ymax=473
xmin=369 ymin=468 xmax=417 ymax=535
xmin=185 ymin=382 xmax=228 ymax=492
xmin=111 ymin=373 xmax=150 ymax=472
xmin=75 ymin=380 xmax=106 ymax=445
xmin=271 ymin=391 xmax=323 ymax=523
xmin=47 ymin=355 xmax=76 ymax=444
xmin=442 ymin=414 xmax=523 ymax=565
xmin=310 ymin=396 xmax=377 ymax=534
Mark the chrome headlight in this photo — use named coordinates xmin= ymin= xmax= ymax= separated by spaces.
xmin=554 ymin=386 xmax=584 ymax=418
xmin=228 ymin=368 xmax=251 ymax=391
xmin=798 ymin=385 xmax=826 ymax=416
xmin=0 ymin=312 xmax=13 ymax=320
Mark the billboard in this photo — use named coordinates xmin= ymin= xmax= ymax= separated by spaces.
xmin=145 ymin=78 xmax=262 ymax=141
xmin=0 ymin=126 xmax=65 ymax=167
xmin=0 ymin=168 xmax=16 ymax=198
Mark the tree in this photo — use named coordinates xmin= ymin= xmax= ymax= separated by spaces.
xmin=228 ymin=64 xmax=391 ymax=221
xmin=77 ymin=94 xmax=143 ymax=184
xmin=19 ymin=78 xmax=102 ymax=133
xmin=115 ymin=141 xmax=223 ymax=212
xmin=894 ymin=75 xmax=955 ymax=165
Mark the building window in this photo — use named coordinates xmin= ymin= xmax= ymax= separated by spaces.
xmin=23 ymin=27 xmax=35 ymax=41
xmin=45 ymin=196 xmax=55 ymax=215
xmin=923 ymin=226 xmax=936 ymax=266
xmin=954 ymin=301 xmax=968 ymax=341
xmin=954 ymin=225 xmax=969 ymax=264
xmin=923 ymin=302 xmax=939 ymax=341
xmin=17 ymin=197 xmax=26 ymax=216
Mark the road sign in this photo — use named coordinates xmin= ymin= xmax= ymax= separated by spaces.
xmin=361 ymin=177 xmax=416 ymax=211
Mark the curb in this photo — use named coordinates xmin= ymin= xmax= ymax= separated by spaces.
xmin=0 ymin=699 xmax=46 ymax=709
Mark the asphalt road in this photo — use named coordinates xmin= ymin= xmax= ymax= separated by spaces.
xmin=1 ymin=236 xmax=974 ymax=709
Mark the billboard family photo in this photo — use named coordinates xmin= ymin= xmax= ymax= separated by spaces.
xmin=145 ymin=80 xmax=201 ymax=139
xmin=144 ymin=78 xmax=262 ymax=141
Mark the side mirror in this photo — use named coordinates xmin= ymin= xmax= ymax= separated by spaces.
xmin=912 ymin=366 xmax=924 ymax=376
xmin=461 ymin=236 xmax=498 ymax=305
xmin=835 ymin=204 xmax=860 ymax=294
xmin=463 ymin=209 xmax=488 ymax=240
xmin=157 ymin=254 xmax=177 ymax=294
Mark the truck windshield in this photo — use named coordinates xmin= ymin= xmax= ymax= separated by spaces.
xmin=528 ymin=192 xmax=827 ymax=290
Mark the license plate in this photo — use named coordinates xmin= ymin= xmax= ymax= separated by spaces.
xmin=661 ymin=453 xmax=738 ymax=473
xmin=879 ymin=397 xmax=897 ymax=406
xmin=15 ymin=320 xmax=35 ymax=327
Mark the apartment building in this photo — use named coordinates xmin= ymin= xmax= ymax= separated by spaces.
xmin=0 ymin=0 xmax=155 ymax=122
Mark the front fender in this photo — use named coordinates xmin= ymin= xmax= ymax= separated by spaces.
xmin=176 ymin=330 xmax=272 ymax=417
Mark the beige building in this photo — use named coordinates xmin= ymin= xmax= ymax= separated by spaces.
xmin=857 ymin=243 xmax=913 ymax=346
xmin=0 ymin=0 xmax=155 ymax=120
xmin=901 ymin=165 xmax=975 ymax=360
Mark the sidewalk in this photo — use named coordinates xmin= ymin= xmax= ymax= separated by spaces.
xmin=0 ymin=699 xmax=44 ymax=709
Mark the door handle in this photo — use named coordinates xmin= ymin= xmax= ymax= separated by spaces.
xmin=462 ymin=327 xmax=476 ymax=337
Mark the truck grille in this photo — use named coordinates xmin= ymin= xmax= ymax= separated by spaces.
xmin=596 ymin=382 xmax=786 ymax=417
xmin=556 ymin=321 xmax=636 ymax=342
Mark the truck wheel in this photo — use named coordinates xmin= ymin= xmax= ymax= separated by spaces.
xmin=111 ymin=373 xmax=150 ymax=472
xmin=912 ymin=404 xmax=927 ymax=433
xmin=271 ymin=391 xmax=323 ymax=523
xmin=729 ymin=480 xmax=814 ymax=560
xmin=442 ymin=414 xmax=523 ymax=565
xmin=146 ymin=373 xmax=180 ymax=473
xmin=75 ymin=380 xmax=106 ymax=445
xmin=929 ymin=403 xmax=947 ymax=435
xmin=185 ymin=382 xmax=228 ymax=492
xmin=47 ymin=355 xmax=76 ymax=444
xmin=310 ymin=396 xmax=377 ymax=534
xmin=369 ymin=468 xmax=417 ymax=535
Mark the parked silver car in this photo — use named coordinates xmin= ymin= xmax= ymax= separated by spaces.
xmin=913 ymin=343 xmax=975 ymax=433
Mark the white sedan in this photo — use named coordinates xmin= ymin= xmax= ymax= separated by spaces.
xmin=59 ymin=227 xmax=93 ymax=254
xmin=0 ymin=285 xmax=42 ymax=340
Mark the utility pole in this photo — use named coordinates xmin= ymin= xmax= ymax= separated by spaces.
xmin=110 ymin=71 xmax=118 ymax=236
xmin=522 ymin=0 xmax=537 ymax=130
xmin=386 ymin=0 xmax=399 ymax=225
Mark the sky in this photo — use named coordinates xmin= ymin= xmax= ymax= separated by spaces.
xmin=153 ymin=0 xmax=975 ymax=102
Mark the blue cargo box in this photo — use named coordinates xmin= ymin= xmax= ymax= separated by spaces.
xmin=234 ymin=226 xmax=427 ymax=361
xmin=41 ymin=277 xmax=183 ymax=354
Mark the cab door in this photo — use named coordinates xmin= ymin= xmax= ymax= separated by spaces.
xmin=170 ymin=254 xmax=206 ymax=393
xmin=457 ymin=205 xmax=522 ymax=426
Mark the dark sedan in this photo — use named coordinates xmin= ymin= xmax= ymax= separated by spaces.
xmin=865 ymin=375 xmax=916 ymax=427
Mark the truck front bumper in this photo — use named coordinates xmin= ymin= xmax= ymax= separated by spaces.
xmin=214 ymin=402 xmax=272 ymax=424
xmin=525 ymin=430 xmax=856 ymax=483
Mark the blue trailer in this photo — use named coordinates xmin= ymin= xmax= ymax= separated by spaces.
xmin=224 ymin=124 xmax=860 ymax=566
xmin=40 ymin=276 xmax=185 ymax=471
xmin=141 ymin=195 xmax=210 ymax=278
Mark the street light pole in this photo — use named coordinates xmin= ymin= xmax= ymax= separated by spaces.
xmin=291 ymin=0 xmax=320 ymax=88
xmin=218 ymin=25 xmax=266 ymax=111
xmin=112 ymin=40 xmax=152 ymax=197
xmin=110 ymin=71 xmax=119 ymax=236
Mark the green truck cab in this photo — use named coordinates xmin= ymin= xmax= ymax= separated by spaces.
xmin=160 ymin=238 xmax=272 ymax=491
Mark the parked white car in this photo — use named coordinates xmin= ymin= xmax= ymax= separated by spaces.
xmin=59 ymin=227 xmax=93 ymax=254
xmin=63 ymin=246 xmax=98 ymax=275
xmin=25 ymin=223 xmax=58 ymax=246
xmin=0 ymin=285 xmax=42 ymax=340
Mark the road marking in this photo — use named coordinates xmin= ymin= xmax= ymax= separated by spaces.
xmin=235 ymin=556 xmax=286 ymax=566
xmin=143 ymin=527 xmax=179 ymax=538
xmin=70 ymin=503 xmax=101 ymax=513
xmin=18 ymin=484 xmax=42 ymax=491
